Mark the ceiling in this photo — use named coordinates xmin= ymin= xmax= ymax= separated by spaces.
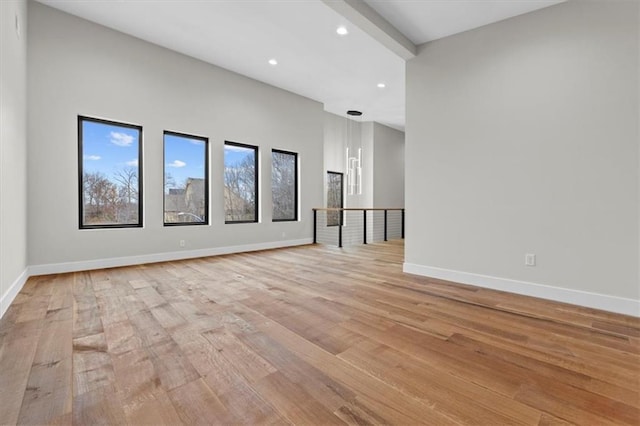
xmin=36 ymin=0 xmax=563 ymax=131
xmin=364 ymin=0 xmax=563 ymax=46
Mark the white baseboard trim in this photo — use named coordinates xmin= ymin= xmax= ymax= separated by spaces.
xmin=0 ymin=268 xmax=29 ymax=319
xmin=403 ymin=263 xmax=640 ymax=318
xmin=29 ymin=238 xmax=313 ymax=276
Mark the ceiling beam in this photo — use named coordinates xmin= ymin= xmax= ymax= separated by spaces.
xmin=321 ymin=0 xmax=416 ymax=60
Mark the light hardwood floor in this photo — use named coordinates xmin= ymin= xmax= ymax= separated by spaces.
xmin=0 ymin=240 xmax=638 ymax=425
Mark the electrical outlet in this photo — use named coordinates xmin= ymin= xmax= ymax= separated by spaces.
xmin=525 ymin=253 xmax=536 ymax=266
xmin=179 ymin=240 xmax=186 ymax=248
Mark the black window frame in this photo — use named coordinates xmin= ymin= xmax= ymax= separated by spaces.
xmin=163 ymin=130 xmax=209 ymax=227
xmin=224 ymin=140 xmax=259 ymax=224
xmin=271 ymin=149 xmax=298 ymax=222
xmin=326 ymin=171 xmax=344 ymax=227
xmin=78 ymin=115 xmax=143 ymax=230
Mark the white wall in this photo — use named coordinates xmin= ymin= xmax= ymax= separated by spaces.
xmin=323 ymin=112 xmax=372 ymax=208
xmin=373 ymin=122 xmax=404 ymax=208
xmin=0 ymin=0 xmax=28 ymax=318
xmin=323 ymin=112 xmax=349 ymax=178
xmin=357 ymin=122 xmax=374 ymax=209
xmin=322 ymin=112 xmax=366 ymax=245
xmin=323 ymin=112 xmax=404 ymax=208
xmin=323 ymin=112 xmax=404 ymax=244
xmin=405 ymin=0 xmax=639 ymax=315
xmin=27 ymin=2 xmax=324 ymax=271
xmin=372 ymin=122 xmax=404 ymax=241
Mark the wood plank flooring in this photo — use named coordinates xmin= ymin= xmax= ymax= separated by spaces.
xmin=0 ymin=240 xmax=638 ymax=425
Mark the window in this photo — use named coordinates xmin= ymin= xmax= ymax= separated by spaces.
xmin=327 ymin=171 xmax=343 ymax=226
xmin=271 ymin=150 xmax=298 ymax=221
xmin=78 ymin=116 xmax=142 ymax=228
xmin=224 ymin=141 xmax=258 ymax=223
xmin=164 ymin=131 xmax=208 ymax=225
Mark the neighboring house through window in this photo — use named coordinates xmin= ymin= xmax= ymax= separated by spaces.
xmin=164 ymin=131 xmax=208 ymax=225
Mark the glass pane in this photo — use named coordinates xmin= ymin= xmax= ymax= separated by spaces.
xmin=272 ymin=151 xmax=297 ymax=221
xmin=224 ymin=143 xmax=257 ymax=222
xmin=164 ymin=133 xmax=208 ymax=224
xmin=327 ymin=172 xmax=343 ymax=226
xmin=80 ymin=118 xmax=141 ymax=227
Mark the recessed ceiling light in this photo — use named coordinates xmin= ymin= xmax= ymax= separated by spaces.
xmin=336 ymin=26 xmax=348 ymax=36
xmin=377 ymin=83 xmax=386 ymax=88
xmin=268 ymin=58 xmax=278 ymax=66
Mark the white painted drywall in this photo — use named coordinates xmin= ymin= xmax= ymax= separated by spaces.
xmin=323 ymin=112 xmax=348 ymax=178
xmin=323 ymin=112 xmax=404 ymax=244
xmin=373 ymin=122 xmax=404 ymax=208
xmin=323 ymin=111 xmax=372 ymax=208
xmin=27 ymin=2 xmax=324 ymax=267
xmin=322 ymin=112 xmax=368 ymax=245
xmin=0 ymin=0 xmax=28 ymax=317
xmin=372 ymin=122 xmax=404 ymax=241
xmin=405 ymin=1 xmax=639 ymax=306
xmin=357 ymin=121 xmax=375 ymax=209
xmin=323 ymin=112 xmax=404 ymax=209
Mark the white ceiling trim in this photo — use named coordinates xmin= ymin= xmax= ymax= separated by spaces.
xmin=321 ymin=0 xmax=416 ymax=60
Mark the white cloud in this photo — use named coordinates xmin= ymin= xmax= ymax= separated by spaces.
xmin=167 ymin=160 xmax=186 ymax=168
xmin=126 ymin=159 xmax=138 ymax=167
xmin=84 ymin=155 xmax=101 ymax=161
xmin=110 ymin=131 xmax=134 ymax=147
xmin=190 ymin=139 xmax=205 ymax=146
xmin=225 ymin=145 xmax=252 ymax=153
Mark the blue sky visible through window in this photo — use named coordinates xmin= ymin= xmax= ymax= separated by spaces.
xmin=164 ymin=133 xmax=206 ymax=189
xmin=82 ymin=120 xmax=139 ymax=178
xmin=81 ymin=118 xmax=141 ymax=227
xmin=224 ymin=144 xmax=254 ymax=166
